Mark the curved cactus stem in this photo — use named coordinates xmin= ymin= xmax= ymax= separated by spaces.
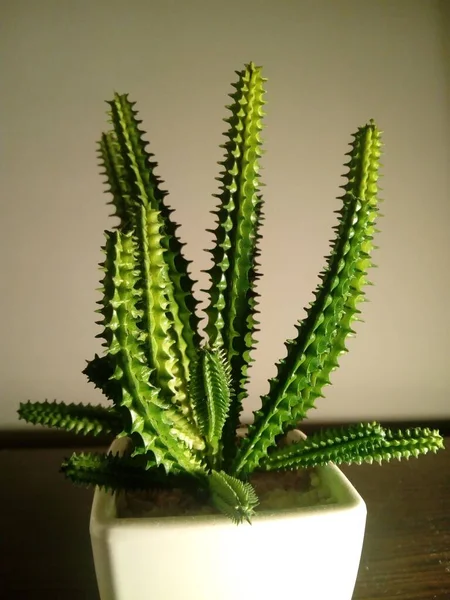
xmin=18 ymin=400 xmax=122 ymax=437
xmin=233 ymin=122 xmax=382 ymax=475
xmin=98 ymin=230 xmax=205 ymax=474
xmin=204 ymin=62 xmax=266 ymax=463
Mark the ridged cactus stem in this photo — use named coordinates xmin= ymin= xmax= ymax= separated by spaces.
xmin=189 ymin=347 xmax=233 ymax=468
xmin=208 ymin=470 xmax=259 ymax=524
xmin=157 ymin=204 xmax=202 ymax=369
xmin=136 ymin=203 xmax=187 ymax=405
xmin=18 ymin=401 xmax=122 ymax=437
xmin=61 ymin=452 xmax=158 ymax=492
xmin=260 ymin=422 xmax=385 ymax=470
xmin=205 ymin=62 xmax=266 ymax=463
xmin=82 ymin=354 xmax=120 ymax=403
xmin=260 ymin=424 xmax=443 ymax=470
xmin=372 ymin=427 xmax=445 ymax=462
xmin=107 ymin=94 xmax=197 ymax=416
xmin=99 ymin=230 xmax=205 ymax=474
xmin=98 ymin=131 xmax=134 ymax=229
xmin=60 ymin=452 xmax=204 ymax=493
xmin=292 ymin=122 xmax=382 ymax=421
xmin=233 ymin=122 xmax=382 ymax=475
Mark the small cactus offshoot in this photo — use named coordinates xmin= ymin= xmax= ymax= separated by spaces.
xmin=18 ymin=63 xmax=444 ymax=524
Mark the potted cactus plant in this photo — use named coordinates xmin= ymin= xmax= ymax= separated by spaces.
xmin=19 ymin=62 xmax=443 ymax=600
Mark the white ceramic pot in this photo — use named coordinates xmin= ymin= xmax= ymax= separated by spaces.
xmin=90 ymin=437 xmax=366 ymax=600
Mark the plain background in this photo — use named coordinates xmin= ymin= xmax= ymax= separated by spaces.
xmin=1 ymin=0 xmax=449 ymax=430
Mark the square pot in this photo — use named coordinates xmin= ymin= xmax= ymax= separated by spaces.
xmin=90 ymin=439 xmax=366 ymax=600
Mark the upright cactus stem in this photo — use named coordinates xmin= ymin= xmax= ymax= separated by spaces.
xmin=189 ymin=346 xmax=233 ymax=469
xmin=17 ymin=64 xmax=443 ymax=524
xmin=205 ymin=62 xmax=266 ymax=464
xmin=98 ymin=230 xmax=205 ymax=474
xmin=98 ymin=131 xmax=134 ymax=229
xmin=104 ymin=94 xmax=200 ymax=416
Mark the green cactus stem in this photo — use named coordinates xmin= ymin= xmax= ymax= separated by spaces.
xmin=82 ymin=354 xmax=120 ymax=403
xmin=98 ymin=229 xmax=205 ymax=474
xmin=105 ymin=94 xmax=199 ymax=414
xmin=260 ymin=424 xmax=444 ymax=471
xmin=98 ymin=131 xmax=134 ymax=229
xmin=204 ymin=62 xmax=266 ymax=463
xmin=260 ymin=422 xmax=385 ymax=470
xmin=62 ymin=452 xmax=156 ymax=492
xmin=233 ymin=122 xmax=382 ymax=475
xmin=60 ymin=451 xmax=201 ymax=493
xmin=189 ymin=346 xmax=233 ymax=467
xmin=291 ymin=122 xmax=382 ymax=422
xmin=18 ymin=400 xmax=121 ymax=437
xmin=367 ymin=427 xmax=445 ymax=462
xmin=208 ymin=470 xmax=259 ymax=524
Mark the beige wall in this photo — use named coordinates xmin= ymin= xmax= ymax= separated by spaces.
xmin=1 ymin=0 xmax=449 ymax=429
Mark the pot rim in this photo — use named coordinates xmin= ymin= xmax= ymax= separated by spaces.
xmin=90 ymin=431 xmax=366 ymax=533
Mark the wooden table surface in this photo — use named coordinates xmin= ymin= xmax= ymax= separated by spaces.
xmin=1 ymin=441 xmax=449 ymax=600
